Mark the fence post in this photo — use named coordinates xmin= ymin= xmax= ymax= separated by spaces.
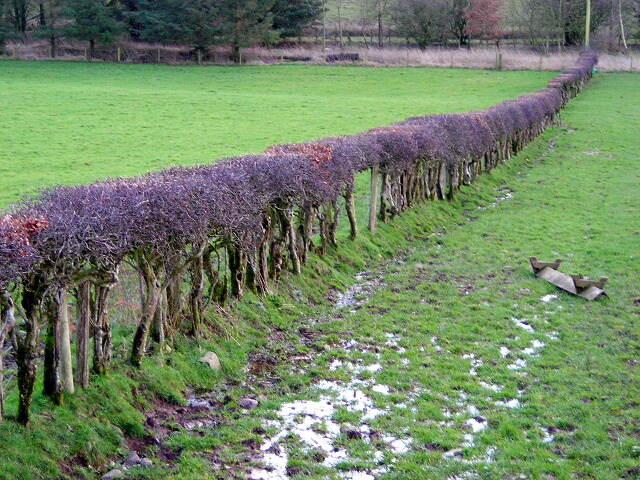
xmin=12 ymin=45 xmax=16 ymax=59
xmin=117 ymin=47 xmax=121 ymax=63
xmin=157 ymin=48 xmax=161 ymax=64
xmin=84 ymin=47 xmax=88 ymax=60
xmin=496 ymin=53 xmax=503 ymax=71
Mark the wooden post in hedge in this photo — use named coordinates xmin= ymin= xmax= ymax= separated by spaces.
xmin=368 ymin=164 xmax=380 ymax=232
xmin=75 ymin=281 xmax=91 ymax=388
xmin=57 ymin=289 xmax=74 ymax=394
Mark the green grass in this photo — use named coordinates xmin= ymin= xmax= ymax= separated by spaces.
xmin=0 ymin=61 xmax=553 ymax=206
xmin=0 ymin=65 xmax=637 ymax=479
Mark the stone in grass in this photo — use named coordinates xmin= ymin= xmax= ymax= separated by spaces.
xmin=199 ymin=351 xmax=221 ymax=371
xmin=238 ymin=398 xmax=259 ymax=410
xmin=123 ymin=451 xmax=140 ymax=466
xmin=139 ymin=458 xmax=153 ymax=467
xmin=102 ymin=469 xmax=124 ymax=480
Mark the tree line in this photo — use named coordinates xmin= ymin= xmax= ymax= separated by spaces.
xmin=0 ymin=52 xmax=597 ymax=427
xmin=1 ymin=1 xmax=635 ymax=60
xmin=0 ymin=0 xmax=323 ymax=61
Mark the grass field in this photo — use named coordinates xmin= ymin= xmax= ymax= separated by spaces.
xmin=0 ymin=61 xmax=554 ymax=207
xmin=0 ymin=64 xmax=638 ymax=480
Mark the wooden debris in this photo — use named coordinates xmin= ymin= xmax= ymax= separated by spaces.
xmin=571 ymin=274 xmax=608 ymax=290
xmin=529 ymin=256 xmax=563 ymax=274
xmin=530 ymin=258 xmax=607 ymax=301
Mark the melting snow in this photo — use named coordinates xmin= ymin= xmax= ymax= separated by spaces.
xmin=466 ymin=417 xmax=488 ymax=433
xmin=499 ymin=346 xmax=511 ymax=358
xmin=329 ymin=359 xmax=344 ymax=371
xmin=384 ymin=436 xmax=412 ymax=454
xmin=479 ymin=381 xmax=503 ymax=392
xmin=512 ymin=318 xmax=535 ymax=333
xmin=495 ymin=398 xmax=521 ymax=409
xmin=343 ymin=339 xmax=359 ymax=349
xmin=372 ymin=384 xmax=391 ymax=395
xmin=508 ymin=358 xmax=528 ymax=370
xmin=541 ymin=294 xmax=558 ymax=303
xmin=341 ymin=473 xmax=375 ymax=480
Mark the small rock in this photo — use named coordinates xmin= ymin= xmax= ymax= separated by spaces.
xmin=102 ymin=469 xmax=124 ymax=480
xmin=198 ymin=351 xmax=221 ymax=371
xmin=139 ymin=458 xmax=153 ymax=467
xmin=443 ymin=448 xmax=463 ymax=458
xmin=123 ymin=451 xmax=140 ymax=466
xmin=238 ymin=398 xmax=259 ymax=410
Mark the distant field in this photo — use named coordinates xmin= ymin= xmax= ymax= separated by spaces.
xmin=0 ymin=61 xmax=554 ymax=207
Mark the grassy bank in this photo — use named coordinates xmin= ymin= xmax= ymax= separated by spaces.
xmin=0 ymin=61 xmax=553 ymax=206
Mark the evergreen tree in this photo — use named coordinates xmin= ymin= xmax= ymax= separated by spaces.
xmin=271 ymin=0 xmax=321 ymax=39
xmin=34 ymin=0 xmax=66 ymax=57
xmin=215 ymin=0 xmax=279 ymax=63
xmin=121 ymin=0 xmax=215 ymax=46
xmin=0 ymin=0 xmax=22 ymax=53
xmin=64 ymin=0 xmax=123 ymax=58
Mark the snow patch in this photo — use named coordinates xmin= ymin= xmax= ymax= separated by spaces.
xmin=479 ymin=381 xmax=503 ymax=392
xmin=508 ymin=358 xmax=528 ymax=370
xmin=495 ymin=398 xmax=521 ymax=409
xmin=512 ymin=318 xmax=535 ymax=333
xmin=466 ymin=417 xmax=488 ymax=433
